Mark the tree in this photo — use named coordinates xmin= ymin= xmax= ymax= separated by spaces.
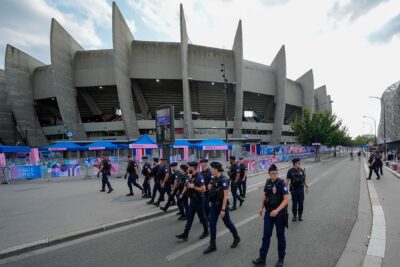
xmin=326 ymin=126 xmax=353 ymax=155
xmin=352 ymin=135 xmax=375 ymax=147
xmin=291 ymin=108 xmax=341 ymax=160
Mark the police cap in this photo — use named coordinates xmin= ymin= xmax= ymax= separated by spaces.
xmin=292 ymin=158 xmax=301 ymax=164
xmin=268 ymin=164 xmax=278 ymax=172
xmin=142 ymin=156 xmax=148 ymax=160
xmin=153 ymin=157 xmax=159 ymax=162
xmin=180 ymin=164 xmax=189 ymax=171
xmin=170 ymin=162 xmax=178 ymax=167
xmin=210 ymin=161 xmax=224 ymax=172
xmin=229 ymin=156 xmax=236 ymax=160
xmin=187 ymin=161 xmax=199 ymax=167
xmin=200 ymin=158 xmax=208 ymax=163
xmin=160 ymin=158 xmax=167 ymax=161
xmin=239 ymin=157 xmax=244 ymax=160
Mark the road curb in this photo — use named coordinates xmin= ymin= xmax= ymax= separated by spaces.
xmin=0 ymin=207 xmax=178 ymax=260
xmin=383 ymin=165 xmax=400 ymax=179
xmin=362 ymin=159 xmax=386 ymax=267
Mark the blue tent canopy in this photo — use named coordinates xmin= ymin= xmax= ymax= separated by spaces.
xmin=171 ymin=139 xmax=193 ymax=148
xmin=130 ymin=134 xmax=158 ymax=149
xmin=41 ymin=142 xmax=86 ymax=151
xmin=194 ymin=139 xmax=232 ymax=151
xmin=85 ymin=141 xmax=119 ymax=150
xmin=0 ymin=145 xmax=30 ymax=153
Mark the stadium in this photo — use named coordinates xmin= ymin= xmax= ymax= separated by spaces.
xmin=0 ymin=2 xmax=332 ymax=147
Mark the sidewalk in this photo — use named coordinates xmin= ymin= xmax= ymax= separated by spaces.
xmin=0 ymin=159 xmax=320 ymax=258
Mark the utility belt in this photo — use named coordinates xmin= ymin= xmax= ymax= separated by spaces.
xmin=209 ymin=186 xmax=223 ymax=203
xmin=187 ymin=188 xmax=202 ymax=202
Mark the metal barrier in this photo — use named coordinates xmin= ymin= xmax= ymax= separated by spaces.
xmin=0 ymin=167 xmax=10 ymax=184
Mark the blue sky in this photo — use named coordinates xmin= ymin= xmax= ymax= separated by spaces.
xmin=0 ymin=0 xmax=399 ymax=137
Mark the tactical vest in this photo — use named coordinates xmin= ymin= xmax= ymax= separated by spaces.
xmin=290 ymin=168 xmax=305 ymax=188
xmin=209 ymin=176 xmax=225 ymax=203
xmin=186 ymin=176 xmax=202 ymax=202
xmin=264 ymin=178 xmax=284 ymax=212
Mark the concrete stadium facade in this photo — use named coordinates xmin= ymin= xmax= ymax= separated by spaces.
xmin=0 ymin=2 xmax=332 ymax=147
xmin=378 ymin=81 xmax=400 ymax=146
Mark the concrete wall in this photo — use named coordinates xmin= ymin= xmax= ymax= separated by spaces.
xmin=75 ymin=49 xmax=116 ymax=87
xmin=314 ymin=85 xmax=330 ymax=112
xmin=131 ymin=41 xmax=181 ymax=79
xmin=0 ymin=69 xmax=17 ymax=145
xmin=285 ymin=79 xmax=303 ymax=106
xmin=242 ymin=60 xmax=276 ymax=95
xmin=5 ymin=45 xmax=48 ymax=146
xmin=50 ymin=19 xmax=87 ymax=140
xmin=188 ymin=45 xmax=235 ymax=82
xmin=33 ymin=65 xmax=55 ymax=100
xmin=112 ymin=2 xmax=139 ymax=139
xmin=232 ymin=20 xmax=244 ymax=138
xmin=270 ymin=45 xmax=287 ymax=144
xmin=296 ymin=69 xmax=314 ymax=113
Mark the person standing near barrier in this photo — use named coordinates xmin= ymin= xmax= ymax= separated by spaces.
xmin=286 ymin=158 xmax=308 ymax=222
xmin=200 ymin=159 xmax=212 ymax=220
xmin=176 ymin=161 xmax=209 ymax=241
xmin=125 ymin=156 xmax=144 ymax=197
xmin=203 ymin=161 xmax=240 ymax=254
xmin=229 ymin=156 xmax=244 ymax=211
xmin=141 ymin=156 xmax=152 ymax=198
xmin=239 ymin=157 xmax=248 ymax=198
xmin=99 ymin=155 xmax=113 ymax=193
xmin=147 ymin=158 xmax=161 ymax=205
xmin=252 ymin=164 xmax=288 ymax=267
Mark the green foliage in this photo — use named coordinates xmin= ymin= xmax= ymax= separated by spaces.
xmin=326 ymin=126 xmax=353 ymax=147
xmin=291 ymin=108 xmax=342 ymax=146
xmin=352 ymin=135 xmax=376 ymax=147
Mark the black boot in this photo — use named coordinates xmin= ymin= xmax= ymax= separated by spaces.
xmin=203 ymin=241 xmax=216 ymax=254
xmin=160 ymin=206 xmax=168 ymax=212
xmin=147 ymin=199 xmax=154 ymax=204
xmin=252 ymin=257 xmax=266 ymax=266
xmin=230 ymin=206 xmax=237 ymax=211
xmin=199 ymin=231 xmax=209 ymax=240
xmin=292 ymin=216 xmax=297 ymax=222
xmin=178 ymin=215 xmax=186 ymax=221
xmin=276 ymin=257 xmax=284 ymax=267
xmin=152 ymin=201 xmax=160 ymax=207
xmin=126 ymin=193 xmax=134 ymax=196
xmin=231 ymin=235 xmax=240 ymax=248
xmin=175 ymin=232 xmax=188 ymax=241
xmin=298 ymin=214 xmax=303 ymax=222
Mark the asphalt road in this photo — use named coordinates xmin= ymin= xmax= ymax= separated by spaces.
xmin=1 ymin=157 xmax=360 ymax=267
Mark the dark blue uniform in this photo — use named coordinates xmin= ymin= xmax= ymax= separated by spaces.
xmin=126 ymin=160 xmax=143 ymax=194
xmin=163 ymin=170 xmax=181 ymax=210
xmin=239 ymin=162 xmax=247 ymax=197
xmin=259 ymin=178 xmax=288 ymax=260
xmin=141 ymin=162 xmax=152 ymax=197
xmin=149 ymin=164 xmax=161 ymax=203
xmin=183 ymin=172 xmax=209 ymax=236
xmin=201 ymin=168 xmax=212 ymax=219
xmin=157 ymin=165 xmax=171 ymax=203
xmin=209 ymin=174 xmax=238 ymax=243
xmin=229 ymin=163 xmax=243 ymax=209
xmin=176 ymin=174 xmax=189 ymax=219
xmin=100 ymin=159 xmax=113 ymax=192
xmin=287 ymin=167 xmax=305 ymax=219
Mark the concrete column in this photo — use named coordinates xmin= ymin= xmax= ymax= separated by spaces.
xmin=0 ymin=69 xmax=17 ymax=145
xmin=112 ymin=2 xmax=140 ymax=139
xmin=232 ymin=20 xmax=244 ymax=138
xmin=50 ymin=19 xmax=87 ymax=140
xmin=314 ymin=85 xmax=328 ymax=112
xmin=131 ymin=79 xmax=151 ymax=119
xmin=270 ymin=45 xmax=287 ymax=145
xmin=296 ymin=69 xmax=314 ymax=113
xmin=326 ymin=95 xmax=332 ymax=113
xmin=180 ymin=4 xmax=194 ymax=138
xmin=5 ymin=45 xmax=48 ymax=146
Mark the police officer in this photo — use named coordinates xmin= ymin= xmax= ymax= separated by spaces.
xmin=99 ymin=154 xmax=113 ymax=193
xmin=154 ymin=158 xmax=171 ymax=206
xmin=200 ymin=158 xmax=212 ymax=220
xmin=125 ymin=156 xmax=144 ymax=196
xmin=203 ymin=162 xmax=240 ymax=254
xmin=147 ymin=158 xmax=161 ymax=205
xmin=252 ymin=164 xmax=289 ymax=267
xmin=286 ymin=158 xmax=309 ymax=222
xmin=160 ymin=162 xmax=180 ymax=212
xmin=141 ymin=156 xmax=152 ymax=198
xmin=229 ymin=156 xmax=244 ymax=211
xmin=238 ymin=157 xmax=248 ymax=198
xmin=176 ymin=164 xmax=190 ymax=221
xmin=176 ymin=161 xmax=209 ymax=241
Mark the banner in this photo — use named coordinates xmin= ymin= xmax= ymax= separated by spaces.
xmin=10 ymin=165 xmax=41 ymax=179
xmin=50 ymin=159 xmax=81 ymax=177
xmin=30 ymin=148 xmax=40 ymax=165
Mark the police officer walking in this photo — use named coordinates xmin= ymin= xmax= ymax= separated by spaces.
xmin=286 ymin=158 xmax=309 ymax=222
xmin=147 ymin=158 xmax=161 ymax=205
xmin=99 ymin=154 xmax=113 ymax=193
xmin=125 ymin=156 xmax=144 ymax=196
xmin=203 ymin=162 xmax=240 ymax=254
xmin=141 ymin=156 xmax=152 ymax=198
xmin=252 ymin=164 xmax=289 ymax=267
xmin=160 ymin=162 xmax=180 ymax=212
xmin=200 ymin=159 xmax=212 ymax=220
xmin=229 ymin=156 xmax=244 ymax=211
xmin=176 ymin=164 xmax=190 ymax=221
xmin=154 ymin=158 xmax=171 ymax=207
xmin=238 ymin=157 xmax=248 ymax=198
xmin=176 ymin=161 xmax=209 ymax=241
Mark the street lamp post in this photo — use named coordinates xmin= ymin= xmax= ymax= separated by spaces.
xmin=369 ymin=96 xmax=387 ymax=159
xmin=363 ymin=115 xmax=377 ymax=142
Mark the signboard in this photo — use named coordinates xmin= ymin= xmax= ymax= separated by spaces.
xmin=155 ymin=105 xmax=175 ymax=145
xmin=50 ymin=160 xmax=81 ymax=177
xmin=10 ymin=165 xmax=41 ymax=179
xmin=203 ymin=146 xmax=228 ymax=151
xmin=312 ymin=143 xmax=321 ymax=146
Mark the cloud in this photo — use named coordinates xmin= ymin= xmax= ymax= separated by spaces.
xmin=126 ymin=19 xmax=137 ymax=34
xmin=368 ymin=14 xmax=400 ymax=43
xmin=328 ymin=0 xmax=389 ymax=22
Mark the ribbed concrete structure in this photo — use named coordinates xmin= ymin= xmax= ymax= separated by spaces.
xmin=378 ymin=81 xmax=400 ymax=144
xmin=0 ymin=2 xmax=333 ymax=146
